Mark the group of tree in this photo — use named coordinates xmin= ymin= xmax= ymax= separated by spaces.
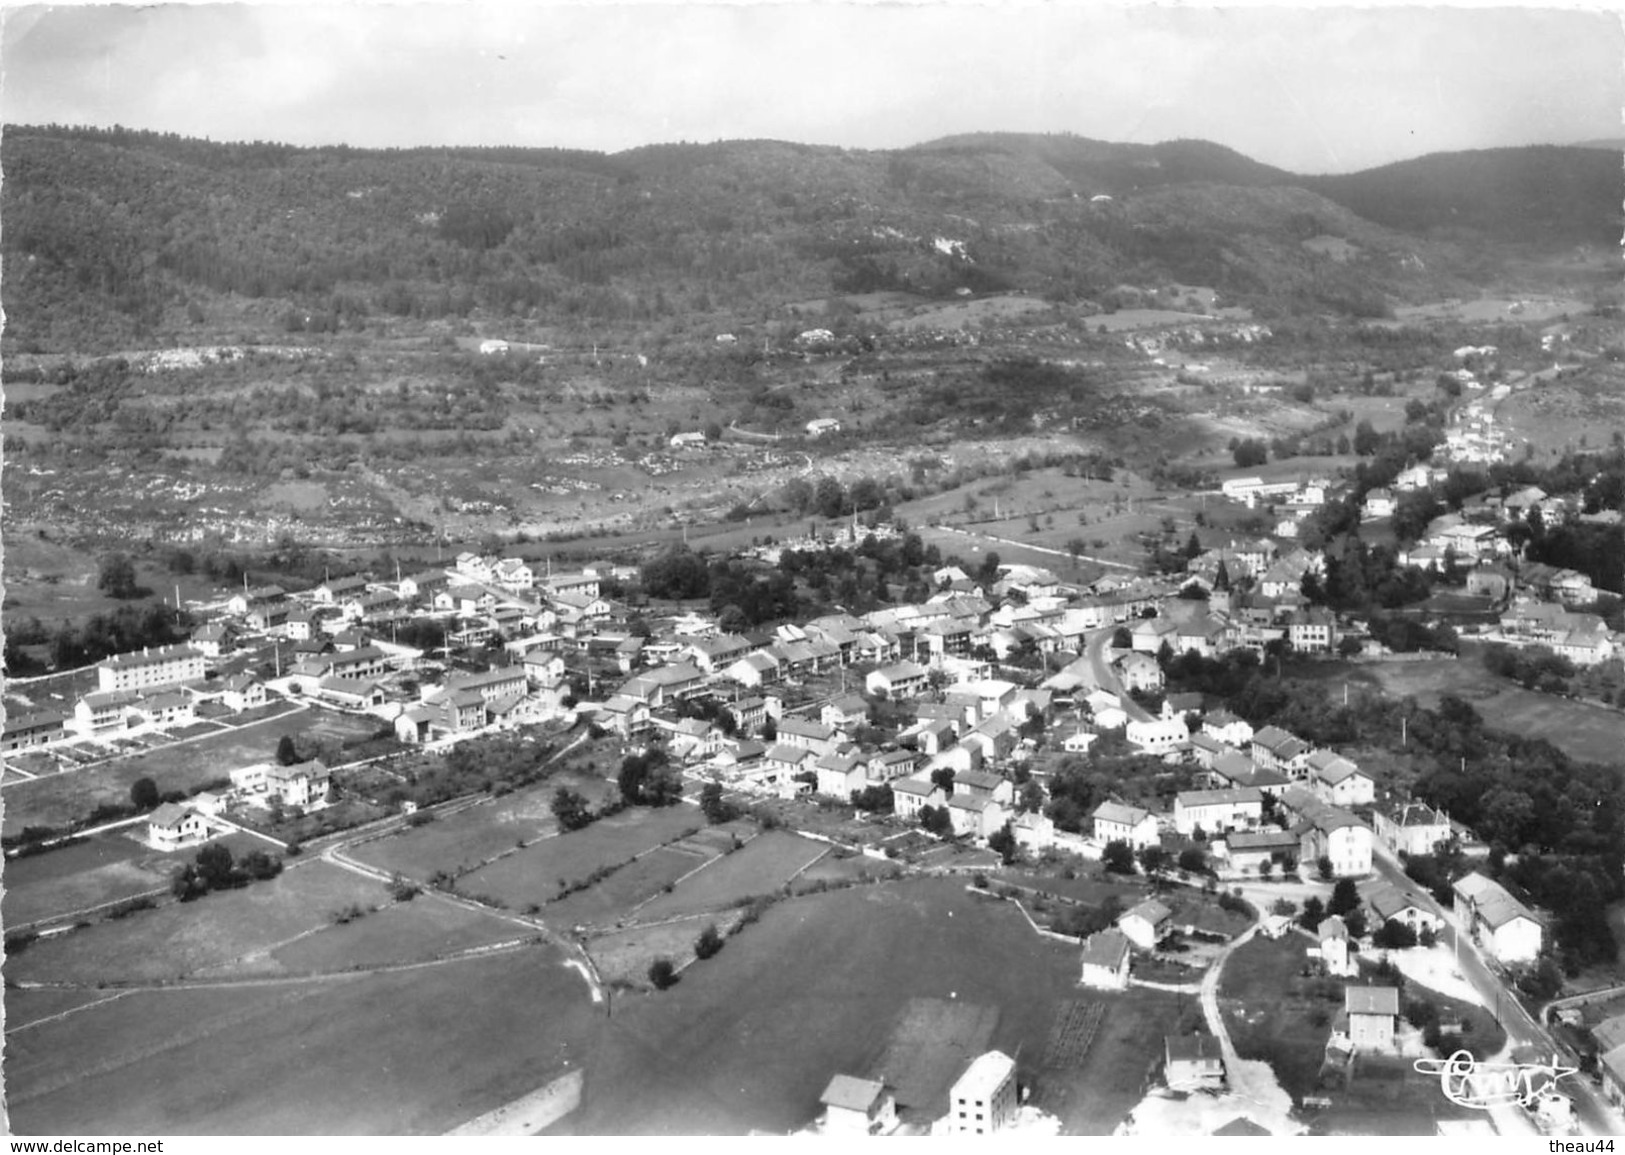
xmin=6 ymin=599 xmax=194 ymax=675
xmin=617 ymin=749 xmax=683 ymax=808
xmin=171 ymin=842 xmax=283 ymax=901
xmin=550 ymin=786 xmax=598 ymax=832
xmin=1167 ymin=644 xmax=1624 ymax=970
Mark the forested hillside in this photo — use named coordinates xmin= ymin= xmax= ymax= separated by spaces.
xmin=3 ymin=125 xmax=1614 ymax=353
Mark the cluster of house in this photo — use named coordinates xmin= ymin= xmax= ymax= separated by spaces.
xmin=145 ymin=757 xmax=333 ymax=850
xmin=1221 ymin=475 xmax=1338 ymax=539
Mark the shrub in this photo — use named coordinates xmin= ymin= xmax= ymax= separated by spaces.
xmin=648 ymin=957 xmax=679 ymax=990
xmin=694 ymin=923 xmax=724 ymax=960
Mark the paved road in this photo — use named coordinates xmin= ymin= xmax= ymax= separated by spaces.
xmin=1084 ymin=628 xmax=1155 ymax=722
xmin=1370 ymin=841 xmax=1620 ymax=1136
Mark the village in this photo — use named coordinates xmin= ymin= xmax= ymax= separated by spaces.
xmin=5 ymin=437 xmax=1622 ymax=1135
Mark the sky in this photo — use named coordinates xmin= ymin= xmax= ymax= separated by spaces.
xmin=2 ymin=2 xmax=1621 ymax=174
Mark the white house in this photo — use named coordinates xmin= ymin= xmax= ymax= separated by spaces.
xmin=1092 ymin=800 xmax=1160 ymax=850
xmin=1127 ymin=716 xmax=1189 ymax=757
xmin=1452 ymin=872 xmax=1542 ymax=964
xmin=946 ymin=1052 xmax=1018 ymax=1135
xmin=1173 ymin=788 xmax=1264 ymax=836
xmin=1118 ymin=899 xmax=1172 ymax=950
xmin=1372 ymin=801 xmax=1453 ymax=857
xmin=148 ymin=803 xmax=209 ymax=850
xmin=1079 ymin=929 xmax=1133 ymax=990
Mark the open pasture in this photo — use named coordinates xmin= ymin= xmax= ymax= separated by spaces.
xmin=790 ymin=848 xmax=904 ymax=893
xmin=626 ymin=831 xmax=830 ymax=922
xmin=5 ymin=946 xmax=597 ymax=1135
xmin=548 ymin=845 xmax=712 ymax=928
xmin=3 ymin=832 xmax=177 ymax=929
xmin=889 ymin=294 xmax=1059 ymax=333
xmin=350 ymin=787 xmax=568 ymax=880
xmin=3 ymin=859 xmax=383 ymax=986
xmin=266 ymin=895 xmax=529 ymax=974
xmin=454 ymin=804 xmax=704 ymax=912
xmin=557 ymin=878 xmax=1100 ymax=1135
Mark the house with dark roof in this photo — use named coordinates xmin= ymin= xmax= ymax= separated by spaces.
xmin=1079 ymin=928 xmax=1132 ymax=990
xmin=1343 ymin=986 xmax=1400 ymax=1050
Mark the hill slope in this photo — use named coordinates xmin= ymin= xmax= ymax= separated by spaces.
xmin=1 ymin=125 xmax=1610 ymax=353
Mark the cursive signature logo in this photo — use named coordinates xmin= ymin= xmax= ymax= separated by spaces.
xmin=1413 ymin=1049 xmax=1577 ymax=1109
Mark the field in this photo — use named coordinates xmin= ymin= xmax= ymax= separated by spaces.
xmin=556 ymin=877 xmax=1183 ymax=1135
xmin=0 ymin=705 xmax=379 ymax=837
xmin=451 ymin=805 xmax=706 ymax=911
xmin=2 ymin=834 xmax=175 ymax=929
xmin=1497 ymin=373 xmax=1625 ymax=459
xmin=347 ymin=785 xmax=576 ymax=881
xmin=1333 ymin=654 xmax=1625 ymax=766
xmin=3 ymin=860 xmax=387 ymax=985
xmin=625 ymin=831 xmax=831 ymax=922
xmin=5 ymin=946 xmax=599 ymax=1135
xmin=265 ymin=896 xmax=531 ymax=974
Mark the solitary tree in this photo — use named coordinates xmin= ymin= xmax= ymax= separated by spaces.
xmin=988 ymin=822 xmax=1018 ymax=866
xmin=275 ymin=734 xmax=300 ymax=766
xmin=694 ymin=924 xmax=724 ymax=960
xmin=1328 ymin=877 xmax=1360 ymax=917
xmin=97 ymin=553 xmax=140 ymax=599
xmin=648 ymin=957 xmax=679 ymax=990
xmin=130 ymin=777 xmax=160 ymax=811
